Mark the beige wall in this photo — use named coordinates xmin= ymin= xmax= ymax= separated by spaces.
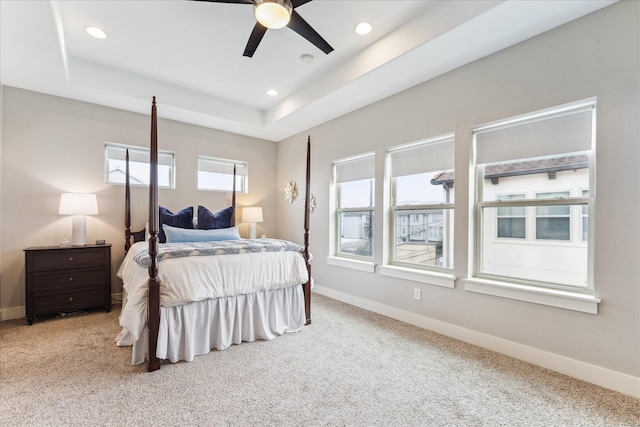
xmin=0 ymin=88 xmax=277 ymax=313
xmin=1 ymin=0 xmax=637 ymax=394
xmin=277 ymin=1 xmax=639 ymax=379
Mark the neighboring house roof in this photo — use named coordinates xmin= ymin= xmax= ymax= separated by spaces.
xmin=431 ymin=154 xmax=588 ymax=186
xmin=109 ymin=166 xmax=146 ymax=185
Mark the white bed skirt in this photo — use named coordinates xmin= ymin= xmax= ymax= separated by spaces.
xmin=125 ymin=285 xmax=306 ymax=365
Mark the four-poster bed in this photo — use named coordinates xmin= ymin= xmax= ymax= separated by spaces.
xmin=116 ymin=97 xmax=312 ymax=371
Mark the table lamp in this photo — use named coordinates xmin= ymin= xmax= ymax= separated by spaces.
xmin=59 ymin=193 xmax=99 ymax=246
xmin=241 ymin=207 xmax=263 ymax=239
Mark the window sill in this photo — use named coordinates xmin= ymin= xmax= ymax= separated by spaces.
xmin=379 ymin=265 xmax=455 ymax=288
xmin=326 ymin=256 xmax=376 ymax=273
xmin=463 ymin=277 xmax=601 ymax=314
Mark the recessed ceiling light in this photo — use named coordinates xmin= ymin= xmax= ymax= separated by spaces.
xmin=300 ymin=54 xmax=314 ymax=64
xmin=266 ymin=89 xmax=278 ymax=96
xmin=355 ymin=21 xmax=373 ymax=36
xmin=85 ymin=26 xmax=108 ymax=39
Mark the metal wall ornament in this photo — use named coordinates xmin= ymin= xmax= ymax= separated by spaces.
xmin=303 ymin=194 xmax=316 ymax=213
xmin=284 ymin=181 xmax=298 ymax=203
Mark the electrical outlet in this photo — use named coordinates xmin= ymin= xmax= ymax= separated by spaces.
xmin=414 ymin=288 xmax=422 ymax=301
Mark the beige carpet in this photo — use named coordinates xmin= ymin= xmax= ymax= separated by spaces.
xmin=1 ymin=294 xmax=638 ymax=426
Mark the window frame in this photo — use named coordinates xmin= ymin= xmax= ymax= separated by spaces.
xmin=197 ymin=155 xmax=248 ymax=193
xmin=387 ymin=134 xmax=455 ymax=273
xmin=472 ymin=99 xmax=596 ymax=295
xmin=332 ymin=153 xmax=376 ymax=261
xmin=104 ymin=142 xmax=175 ymax=189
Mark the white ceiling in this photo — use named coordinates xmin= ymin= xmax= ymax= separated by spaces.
xmin=0 ymin=0 xmax=616 ymax=142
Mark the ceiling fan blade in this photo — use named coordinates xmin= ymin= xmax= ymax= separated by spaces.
xmin=291 ymin=0 xmax=313 ymax=7
xmin=243 ymin=23 xmax=268 ymax=57
xmin=287 ymin=9 xmax=333 ymax=55
xmin=192 ymin=0 xmax=253 ymax=4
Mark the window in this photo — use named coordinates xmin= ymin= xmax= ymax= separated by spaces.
xmin=473 ymin=99 xmax=595 ymax=291
xmin=334 ymin=153 xmax=375 ymax=259
xmin=197 ymin=156 xmax=248 ymax=193
xmin=496 ymin=194 xmax=525 ymax=238
xmin=535 ymin=191 xmax=570 ymax=240
xmin=388 ymin=134 xmax=454 ymax=270
xmin=105 ymin=143 xmax=175 ymax=188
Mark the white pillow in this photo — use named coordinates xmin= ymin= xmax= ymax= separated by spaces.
xmin=163 ymin=224 xmax=241 ymax=243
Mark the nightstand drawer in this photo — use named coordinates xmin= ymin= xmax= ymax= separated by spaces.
xmin=29 ymin=268 xmax=108 ymax=292
xmin=27 ymin=249 xmax=107 ymax=272
xmin=30 ymin=287 xmax=109 ymax=315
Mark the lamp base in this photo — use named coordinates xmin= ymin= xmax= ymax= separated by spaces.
xmin=71 ymin=215 xmax=87 ymax=246
xmin=248 ymin=223 xmax=257 ymax=240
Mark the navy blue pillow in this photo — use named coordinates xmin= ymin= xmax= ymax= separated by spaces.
xmin=197 ymin=205 xmax=234 ymax=230
xmin=159 ymin=206 xmax=194 ymax=243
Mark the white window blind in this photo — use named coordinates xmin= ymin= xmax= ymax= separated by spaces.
xmin=389 ymin=135 xmax=455 ymax=177
xmin=335 ymin=153 xmax=375 ymax=183
xmin=105 ymin=143 xmax=174 ymax=167
xmin=197 ymin=156 xmax=247 ymax=192
xmin=198 ymin=158 xmax=246 ymax=176
xmin=475 ymin=102 xmax=594 ymax=164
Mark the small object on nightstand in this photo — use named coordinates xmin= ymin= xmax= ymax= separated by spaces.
xmin=59 ymin=236 xmax=70 ymax=247
xmin=96 ymin=239 xmax=106 ymax=245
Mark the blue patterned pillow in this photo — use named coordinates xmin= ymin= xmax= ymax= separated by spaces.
xmin=197 ymin=205 xmax=234 ymax=230
xmin=159 ymin=206 xmax=194 ymax=243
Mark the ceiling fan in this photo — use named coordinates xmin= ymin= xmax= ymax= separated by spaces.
xmin=194 ymin=0 xmax=334 ymax=57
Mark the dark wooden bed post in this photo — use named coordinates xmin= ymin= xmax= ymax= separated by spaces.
xmin=231 ymin=164 xmax=236 ymax=227
xmin=303 ymin=136 xmax=312 ymax=325
xmin=148 ymin=97 xmax=161 ymax=372
xmin=125 ymin=149 xmax=132 ymax=253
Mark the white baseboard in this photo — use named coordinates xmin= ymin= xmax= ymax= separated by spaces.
xmin=0 ymin=305 xmax=25 ymax=322
xmin=312 ymin=284 xmax=640 ymax=399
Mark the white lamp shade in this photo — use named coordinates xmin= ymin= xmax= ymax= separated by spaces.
xmin=241 ymin=207 xmax=263 ymax=223
xmin=59 ymin=193 xmax=99 ymax=216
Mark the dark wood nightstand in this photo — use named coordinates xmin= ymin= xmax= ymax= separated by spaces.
xmin=24 ymin=244 xmax=112 ymax=325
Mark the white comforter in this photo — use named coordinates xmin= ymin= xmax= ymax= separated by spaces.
xmin=116 ymin=240 xmax=309 ymax=346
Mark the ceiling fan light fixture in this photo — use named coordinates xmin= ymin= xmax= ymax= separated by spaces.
xmin=254 ymin=0 xmax=292 ymax=30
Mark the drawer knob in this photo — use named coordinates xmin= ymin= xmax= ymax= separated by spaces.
xmin=67 ymin=257 xmax=74 ymax=262
xmin=68 ymin=296 xmax=73 ymax=302
xmin=68 ymin=277 xmax=74 ymax=282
